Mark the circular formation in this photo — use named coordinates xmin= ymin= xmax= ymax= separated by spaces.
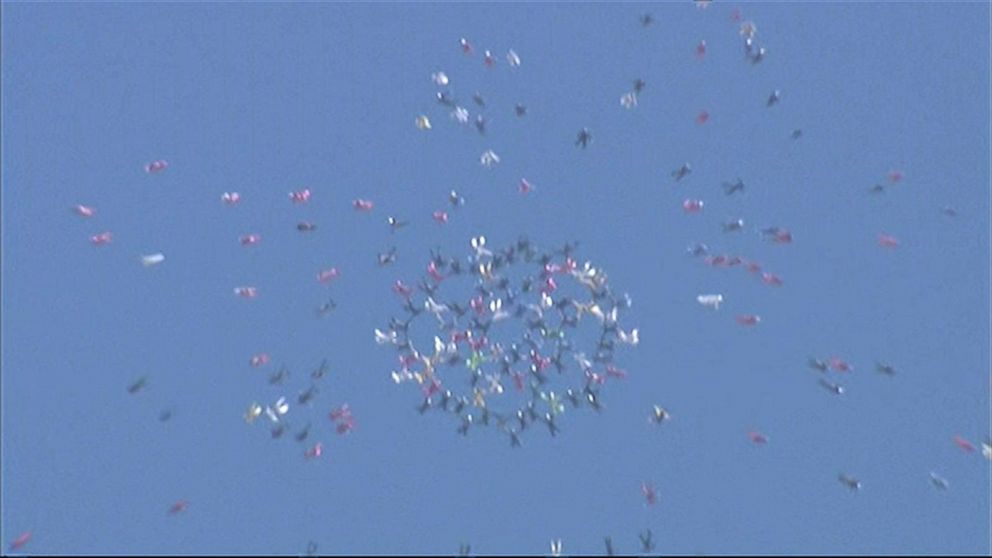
xmin=377 ymin=236 xmax=638 ymax=444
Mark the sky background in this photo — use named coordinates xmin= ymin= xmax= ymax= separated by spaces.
xmin=2 ymin=1 xmax=991 ymax=555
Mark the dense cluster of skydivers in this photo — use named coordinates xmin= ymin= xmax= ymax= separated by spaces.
xmin=376 ymin=235 xmax=638 ymax=448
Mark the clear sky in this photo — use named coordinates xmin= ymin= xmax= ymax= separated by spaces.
xmin=2 ymin=2 xmax=990 ymax=555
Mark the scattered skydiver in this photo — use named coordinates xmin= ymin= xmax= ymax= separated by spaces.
xmin=310 ymin=358 xmax=331 ymax=381
xmin=722 ymin=178 xmax=745 ymax=195
xmin=748 ymin=431 xmax=769 ymax=444
xmin=576 ymin=128 xmax=592 ymax=149
xmin=808 ymin=358 xmax=829 ymax=372
xmin=687 ymin=243 xmax=710 ymax=257
xmin=475 ymin=115 xmax=487 ymax=135
xmin=128 ymin=376 xmax=149 ymax=395
xmin=650 ymin=405 xmax=671 ymax=424
xmin=436 ymin=91 xmax=456 ymax=107
xmin=378 ymin=247 xmax=398 ymax=266
xmin=641 ymin=481 xmax=658 ymax=506
xmin=819 ymin=378 xmax=845 ymax=395
xmin=639 ymin=530 xmax=655 ymax=553
xmin=604 ymin=537 xmax=615 ymax=557
xmin=639 ymin=13 xmax=654 ymax=27
xmin=472 ymin=92 xmax=486 ymax=107
xmin=297 ymin=221 xmax=317 ymax=232
xmin=875 ymin=362 xmax=896 ymax=376
xmin=268 ymin=365 xmax=290 ymax=385
xmin=791 ymin=129 xmax=803 ymax=140
xmin=297 ymin=385 xmax=318 ymax=405
xmin=723 ymin=218 xmax=745 ymax=233
xmin=633 ymin=78 xmax=646 ymax=94
xmin=929 ymin=472 xmax=949 ymax=490
xmin=672 ymin=162 xmax=692 ymax=181
xmin=316 ymin=299 xmax=337 ymax=317
xmin=750 ymin=46 xmax=767 ymax=64
xmin=387 ymin=216 xmax=409 ymax=233
xmin=620 ymin=92 xmax=638 ymax=109
xmin=295 ymin=422 xmax=311 ymax=442
xmin=515 ymin=104 xmax=527 ymax=117
xmin=9 ymin=531 xmax=31 ymax=552
xmin=953 ymin=435 xmax=976 ymax=453
xmin=767 ymin=90 xmax=781 ymax=107
xmin=838 ymin=474 xmax=862 ymax=491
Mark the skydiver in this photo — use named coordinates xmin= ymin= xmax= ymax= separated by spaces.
xmin=378 ymin=247 xmax=398 ymax=266
xmin=269 ymin=365 xmax=290 ymax=385
xmin=297 ymin=221 xmax=317 ymax=232
xmin=543 ymin=412 xmax=560 ymax=437
xmin=767 ymin=89 xmax=781 ymax=107
xmin=722 ymin=178 xmax=745 ymax=195
xmin=750 ymin=46 xmax=767 ymax=64
xmin=459 ymin=543 xmax=473 ymax=557
xmin=311 ymin=359 xmax=329 ymax=381
xmin=472 ymin=92 xmax=486 ymax=107
xmin=672 ymin=162 xmax=692 ymax=181
xmin=585 ymin=387 xmax=603 ymax=411
xmin=639 ymin=530 xmax=655 ymax=553
xmin=838 ymin=474 xmax=862 ymax=491
xmin=438 ymin=390 xmax=453 ymax=411
xmin=128 ymin=376 xmax=149 ymax=394
xmin=158 ymin=408 xmax=174 ymax=422
xmin=875 ymin=362 xmax=896 ymax=376
xmin=869 ymin=183 xmax=887 ymax=195
xmin=819 ymin=378 xmax=845 ymax=395
xmin=316 ymin=299 xmax=337 ymax=317
xmin=576 ymin=128 xmax=592 ymax=148
xmin=271 ymin=422 xmax=286 ymax=439
xmin=650 ymin=405 xmax=671 ymax=424
xmin=298 ymin=385 xmax=318 ymax=405
xmin=687 ymin=243 xmax=709 ymax=257
xmin=641 ymin=481 xmax=658 ymax=506
xmin=761 ymin=227 xmax=792 ymax=243
xmin=295 ymin=422 xmax=311 ymax=442
xmin=621 ymin=92 xmax=638 ymax=109
xmin=306 ymin=541 xmax=319 ymax=557
xmin=808 ymin=357 xmax=828 ymax=372
xmin=550 ymin=539 xmax=563 ymax=557
xmin=640 ymin=13 xmax=654 ymax=26
xmin=417 ymin=397 xmax=433 ymax=414
xmin=791 ymin=129 xmax=803 ymax=140
xmin=941 ymin=206 xmax=958 ymax=217
xmin=929 ymin=472 xmax=949 ymax=490
xmin=515 ymin=103 xmax=527 ymax=117
xmin=722 ymin=218 xmax=745 ymax=233
xmin=604 ymin=537 xmax=615 ymax=557
xmin=456 ymin=414 xmax=473 ymax=436
xmin=436 ymin=91 xmax=456 ymax=107
xmin=633 ymin=78 xmax=646 ymax=94
xmin=387 ymin=216 xmax=408 ymax=233
xmin=475 ymin=114 xmax=487 ymax=135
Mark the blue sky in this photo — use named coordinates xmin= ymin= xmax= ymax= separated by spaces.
xmin=2 ymin=2 xmax=990 ymax=555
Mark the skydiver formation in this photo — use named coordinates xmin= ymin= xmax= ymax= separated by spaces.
xmin=12 ymin=2 xmax=984 ymax=556
xmin=376 ymin=236 xmax=638 ymax=446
